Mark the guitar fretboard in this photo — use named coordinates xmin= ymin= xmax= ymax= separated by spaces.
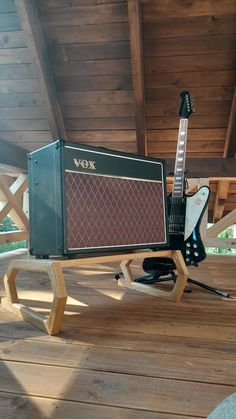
xmin=172 ymin=118 xmax=188 ymax=198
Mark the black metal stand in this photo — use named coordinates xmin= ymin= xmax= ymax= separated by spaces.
xmin=115 ymin=271 xmax=230 ymax=298
xmin=187 ymin=277 xmax=229 ymax=298
xmin=115 ymin=271 xmax=192 ymax=294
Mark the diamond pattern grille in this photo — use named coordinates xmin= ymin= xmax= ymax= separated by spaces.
xmin=65 ymin=172 xmax=166 ymax=249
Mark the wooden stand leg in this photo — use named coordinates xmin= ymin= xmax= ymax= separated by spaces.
xmin=119 ymin=250 xmax=188 ymax=302
xmin=1 ymin=250 xmax=188 ymax=335
xmin=1 ymin=259 xmax=67 ymax=335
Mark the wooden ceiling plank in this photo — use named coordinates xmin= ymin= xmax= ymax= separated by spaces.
xmin=15 ymin=0 xmax=67 ymax=141
xmin=224 ymin=84 xmax=236 ymax=157
xmin=128 ymin=0 xmax=146 ymax=155
xmin=165 ymin=157 xmax=236 ymax=178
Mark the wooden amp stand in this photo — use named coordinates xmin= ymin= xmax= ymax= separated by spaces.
xmin=1 ymin=250 xmax=188 ymax=335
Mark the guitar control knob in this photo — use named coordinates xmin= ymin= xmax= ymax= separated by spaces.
xmin=186 ymin=242 xmax=191 ymax=247
xmin=193 ymin=243 xmax=197 ymax=248
xmin=186 ymin=258 xmax=190 ymax=263
xmin=186 ymin=250 xmax=190 ymax=255
xmin=194 ymin=252 xmax=199 ymax=257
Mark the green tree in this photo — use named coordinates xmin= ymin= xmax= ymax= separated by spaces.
xmin=206 ymin=228 xmax=235 ymax=255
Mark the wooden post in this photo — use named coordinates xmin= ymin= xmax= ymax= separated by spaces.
xmin=224 ymin=84 xmax=236 ymax=157
xmin=213 ymin=181 xmax=230 ymax=222
xmin=128 ymin=0 xmax=147 ymax=155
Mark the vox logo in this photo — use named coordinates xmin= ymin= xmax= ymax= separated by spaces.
xmin=73 ymin=158 xmax=96 ymax=170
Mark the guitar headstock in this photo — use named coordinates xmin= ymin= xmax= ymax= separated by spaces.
xmin=179 ymin=91 xmax=195 ymax=118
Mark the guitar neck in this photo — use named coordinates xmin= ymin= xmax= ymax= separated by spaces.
xmin=172 ymin=118 xmax=188 ymax=198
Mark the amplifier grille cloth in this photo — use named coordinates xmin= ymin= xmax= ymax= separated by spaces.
xmin=65 ymin=172 xmax=165 ymax=249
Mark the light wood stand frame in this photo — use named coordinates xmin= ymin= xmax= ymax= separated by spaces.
xmin=1 ymin=250 xmax=188 ymax=335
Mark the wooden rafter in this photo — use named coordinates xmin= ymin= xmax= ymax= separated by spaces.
xmin=224 ymin=84 xmax=236 ymax=157
xmin=165 ymin=157 xmax=236 ymax=178
xmin=213 ymin=180 xmax=230 ymax=222
xmin=128 ymin=0 xmax=147 ymax=156
xmin=0 ymin=139 xmax=28 ymax=173
xmin=16 ymin=0 xmax=67 ymax=141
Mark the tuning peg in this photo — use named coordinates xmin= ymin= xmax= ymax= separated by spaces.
xmin=190 ymin=95 xmax=195 ymax=112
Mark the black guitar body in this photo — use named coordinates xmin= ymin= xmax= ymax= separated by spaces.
xmin=136 ymin=92 xmax=229 ymax=297
xmin=143 ymin=186 xmax=210 ymax=278
xmin=142 ymin=91 xmax=209 ymax=278
xmin=167 ymin=190 xmax=208 ymax=266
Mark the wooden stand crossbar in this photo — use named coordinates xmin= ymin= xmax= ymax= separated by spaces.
xmin=1 ymin=250 xmax=188 ymax=335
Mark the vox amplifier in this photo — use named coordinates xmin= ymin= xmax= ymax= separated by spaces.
xmin=28 ymin=140 xmax=168 ymax=257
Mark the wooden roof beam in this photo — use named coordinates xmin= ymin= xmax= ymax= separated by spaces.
xmin=165 ymin=157 xmax=236 ymax=178
xmin=224 ymin=84 xmax=236 ymax=157
xmin=128 ymin=0 xmax=147 ymax=156
xmin=0 ymin=139 xmax=28 ymax=173
xmin=213 ymin=180 xmax=230 ymax=223
xmin=16 ymin=0 xmax=67 ymax=141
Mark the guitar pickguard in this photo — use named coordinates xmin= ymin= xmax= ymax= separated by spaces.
xmin=184 ymin=186 xmax=210 ymax=241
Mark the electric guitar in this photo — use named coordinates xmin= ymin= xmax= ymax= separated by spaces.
xmin=168 ymin=91 xmax=210 ymax=266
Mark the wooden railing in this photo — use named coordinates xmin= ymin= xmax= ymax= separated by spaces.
xmin=0 ymin=139 xmax=29 ymax=247
xmin=0 ymin=174 xmax=29 ymax=246
xmin=189 ymin=178 xmax=236 ymax=250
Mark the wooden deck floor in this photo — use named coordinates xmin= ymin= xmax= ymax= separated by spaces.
xmin=0 ymin=251 xmax=236 ymax=418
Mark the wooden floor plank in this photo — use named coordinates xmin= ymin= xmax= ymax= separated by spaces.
xmin=0 ymin=252 xmax=236 ymax=418
xmin=1 ymin=308 xmax=236 ymax=360
xmin=0 ymin=391 xmax=200 ymax=419
xmin=0 ymin=337 xmax=236 ymax=386
xmin=0 ymin=360 xmax=235 ymax=417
